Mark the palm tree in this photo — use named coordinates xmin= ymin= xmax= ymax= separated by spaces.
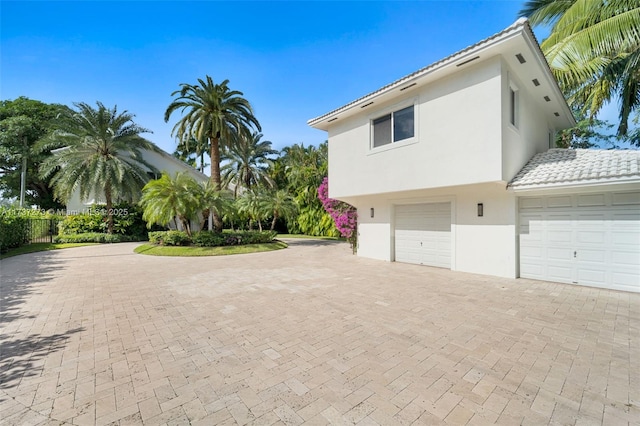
xmin=139 ymin=172 xmax=201 ymax=236
xmin=259 ymin=189 xmax=297 ymax=231
xmin=237 ymin=189 xmax=264 ymax=231
xmin=164 ymin=76 xmax=261 ymax=230
xmin=39 ymin=102 xmax=157 ymax=233
xmin=520 ymin=0 xmax=640 ymax=135
xmin=175 ymin=134 xmax=209 ymax=173
xmin=198 ymin=180 xmax=232 ymax=231
xmin=221 ymin=131 xmax=277 ymax=196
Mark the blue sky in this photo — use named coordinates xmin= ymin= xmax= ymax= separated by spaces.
xmin=3 ymin=1 xmax=551 ymax=154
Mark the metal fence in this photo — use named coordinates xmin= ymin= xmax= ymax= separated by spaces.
xmin=27 ymin=219 xmax=60 ymax=243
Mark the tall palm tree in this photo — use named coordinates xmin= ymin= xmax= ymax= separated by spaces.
xmin=221 ymin=131 xmax=277 ymax=196
xmin=520 ymin=0 xmax=640 ymax=135
xmin=39 ymin=102 xmax=157 ymax=233
xmin=164 ymin=76 xmax=261 ymax=230
xmin=139 ymin=172 xmax=201 ymax=236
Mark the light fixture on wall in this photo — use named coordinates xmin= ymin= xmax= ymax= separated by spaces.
xmin=477 ymin=203 xmax=484 ymax=217
xmin=370 ymin=208 xmax=374 ymax=218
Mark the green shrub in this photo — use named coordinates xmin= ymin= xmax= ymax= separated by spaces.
xmin=192 ymin=230 xmax=277 ymax=247
xmin=58 ymin=203 xmax=153 ymax=238
xmin=0 ymin=212 xmax=29 ymax=253
xmin=148 ymin=230 xmax=191 ymax=246
xmin=53 ymin=233 xmax=139 ymax=244
xmin=192 ymin=231 xmax=226 ymax=247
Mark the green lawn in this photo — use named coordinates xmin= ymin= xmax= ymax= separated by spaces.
xmin=0 ymin=242 xmax=100 ymax=259
xmin=134 ymin=241 xmax=288 ymax=257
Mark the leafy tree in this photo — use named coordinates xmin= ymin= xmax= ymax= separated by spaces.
xmin=555 ymin=108 xmax=619 ymax=148
xmin=520 ymin=0 xmax=640 ymax=136
xmin=0 ymin=97 xmax=70 ymax=208
xmin=140 ymin=172 xmax=201 ymax=236
xmin=164 ymin=76 xmax=261 ymax=231
xmin=39 ymin=102 xmax=158 ymax=233
xmin=259 ymin=189 xmax=297 ymax=231
xmin=221 ymin=131 xmax=277 ymax=196
xmin=277 ymin=142 xmax=337 ymax=236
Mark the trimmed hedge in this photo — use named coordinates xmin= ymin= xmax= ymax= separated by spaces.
xmin=148 ymin=231 xmax=191 ymax=246
xmin=53 ymin=233 xmax=140 ymax=244
xmin=0 ymin=213 xmax=29 ymax=253
xmin=58 ymin=203 xmax=150 ymax=238
xmin=149 ymin=230 xmax=277 ymax=247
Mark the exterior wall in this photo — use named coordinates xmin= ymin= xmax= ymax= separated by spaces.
xmin=501 ymin=60 xmax=554 ymax=182
xmin=66 ymin=148 xmax=208 ymax=213
xmin=328 ymin=57 xmax=504 ymax=201
xmin=352 ymin=183 xmax=518 ymax=278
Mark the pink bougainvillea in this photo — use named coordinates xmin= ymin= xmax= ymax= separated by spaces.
xmin=318 ymin=177 xmax=358 ymax=253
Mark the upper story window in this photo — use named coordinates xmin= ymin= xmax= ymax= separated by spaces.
xmin=509 ymin=84 xmax=519 ymax=128
xmin=372 ymin=105 xmax=415 ymax=148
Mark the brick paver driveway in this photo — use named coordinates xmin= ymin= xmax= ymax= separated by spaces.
xmin=1 ymin=240 xmax=638 ymax=425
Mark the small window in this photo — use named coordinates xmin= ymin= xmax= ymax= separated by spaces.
xmin=509 ymin=85 xmax=519 ymax=128
xmin=372 ymin=105 xmax=415 ymax=148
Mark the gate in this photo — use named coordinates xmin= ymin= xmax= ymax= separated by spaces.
xmin=27 ymin=219 xmax=60 ymax=243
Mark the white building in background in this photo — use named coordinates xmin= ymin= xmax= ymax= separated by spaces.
xmin=309 ymin=19 xmax=640 ymax=293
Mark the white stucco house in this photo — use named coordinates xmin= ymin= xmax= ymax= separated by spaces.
xmin=308 ymin=18 xmax=640 ymax=293
xmin=66 ymin=146 xmax=209 ymax=229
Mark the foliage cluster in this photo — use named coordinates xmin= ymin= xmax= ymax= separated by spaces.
xmin=53 ymin=233 xmax=138 ymax=244
xmin=57 ymin=203 xmax=149 ymax=238
xmin=317 ymin=177 xmax=358 ymax=252
xmin=148 ymin=230 xmax=276 ymax=247
xmin=0 ymin=208 xmax=29 ymax=252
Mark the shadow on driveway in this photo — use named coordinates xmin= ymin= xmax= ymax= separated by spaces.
xmin=278 ymin=238 xmax=345 ymax=247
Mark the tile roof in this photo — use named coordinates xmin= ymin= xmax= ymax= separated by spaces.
xmin=509 ymin=149 xmax=640 ymax=189
xmin=308 ymin=18 xmax=532 ymax=127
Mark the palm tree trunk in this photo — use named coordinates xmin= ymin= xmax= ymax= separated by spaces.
xmin=210 ymin=135 xmax=224 ymax=232
xmin=271 ymin=214 xmax=277 ymax=231
xmin=105 ymin=184 xmax=114 ymax=234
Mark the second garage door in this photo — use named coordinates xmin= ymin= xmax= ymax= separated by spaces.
xmin=519 ymin=192 xmax=640 ymax=292
xmin=395 ymin=202 xmax=451 ymax=268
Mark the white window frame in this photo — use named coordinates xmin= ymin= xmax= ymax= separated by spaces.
xmin=369 ymin=99 xmax=418 ymax=153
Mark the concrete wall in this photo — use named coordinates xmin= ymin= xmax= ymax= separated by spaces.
xmin=352 ymin=183 xmax=518 ymax=278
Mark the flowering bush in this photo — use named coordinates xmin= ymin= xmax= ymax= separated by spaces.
xmin=317 ymin=177 xmax=358 ymax=253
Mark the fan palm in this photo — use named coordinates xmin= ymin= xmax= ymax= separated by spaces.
xmin=520 ymin=0 xmax=640 ymax=135
xmin=39 ymin=102 xmax=157 ymax=233
xmin=139 ymin=172 xmax=201 ymax=236
xmin=164 ymin=76 xmax=261 ymax=230
xmin=222 ymin=131 xmax=277 ymax=196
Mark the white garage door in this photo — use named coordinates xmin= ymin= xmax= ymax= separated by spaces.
xmin=395 ymin=203 xmax=451 ymax=268
xmin=519 ymin=192 xmax=640 ymax=292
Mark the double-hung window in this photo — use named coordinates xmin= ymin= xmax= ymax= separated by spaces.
xmin=372 ymin=105 xmax=415 ymax=148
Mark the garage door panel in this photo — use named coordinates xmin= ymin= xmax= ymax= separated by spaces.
xmin=519 ymin=192 xmax=640 ymax=292
xmin=395 ymin=203 xmax=451 ymax=268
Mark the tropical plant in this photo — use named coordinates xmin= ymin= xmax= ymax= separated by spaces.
xmin=237 ymin=189 xmax=265 ymax=231
xmin=259 ymin=189 xmax=297 ymax=231
xmin=0 ymin=97 xmax=71 ymax=208
xmin=318 ymin=177 xmax=358 ymax=252
xmin=221 ymin=131 xmax=277 ymax=195
xmin=164 ymin=76 xmax=261 ymax=230
xmin=198 ymin=180 xmax=232 ymax=231
xmin=174 ymin=134 xmax=209 ymax=173
xmin=520 ymin=0 xmax=640 ymax=137
xmin=38 ymin=102 xmax=158 ymax=233
xmin=139 ymin=172 xmax=201 ymax=236
xmin=277 ymin=142 xmax=337 ymax=236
